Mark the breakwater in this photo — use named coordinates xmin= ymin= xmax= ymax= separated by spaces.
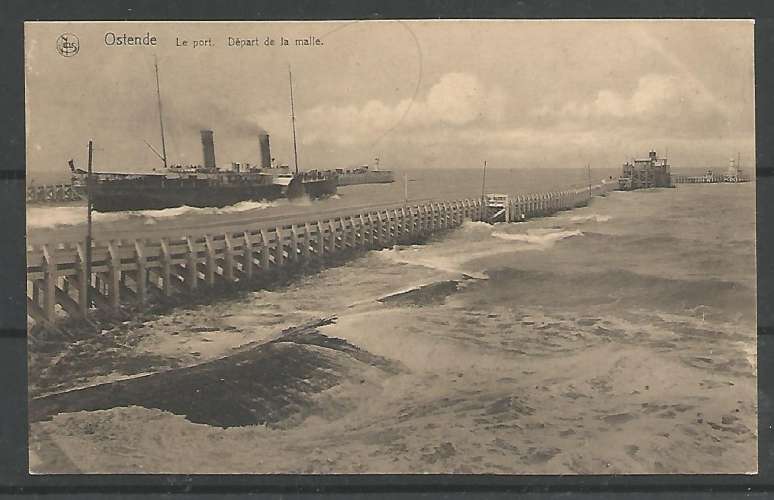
xmin=26 ymin=182 xmax=615 ymax=327
xmin=27 ymin=183 xmax=84 ymax=203
xmin=672 ymin=173 xmax=751 ymax=184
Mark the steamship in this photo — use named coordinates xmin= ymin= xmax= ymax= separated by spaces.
xmin=70 ymin=130 xmax=337 ymax=212
xmin=68 ymin=61 xmax=337 ymax=213
xmin=335 ymin=158 xmax=395 ymax=186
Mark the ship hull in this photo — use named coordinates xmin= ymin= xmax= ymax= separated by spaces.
xmin=287 ymin=176 xmax=338 ymax=200
xmin=91 ymin=184 xmax=287 ymax=212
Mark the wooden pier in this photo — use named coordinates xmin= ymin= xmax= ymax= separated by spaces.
xmin=26 ymin=181 xmax=615 ymax=327
xmin=483 ymin=182 xmax=616 ymax=223
xmin=27 ymin=183 xmax=84 ymax=203
xmin=671 ymin=173 xmax=751 ymax=184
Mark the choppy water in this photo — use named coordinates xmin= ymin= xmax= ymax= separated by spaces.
xmin=28 ymin=178 xmax=757 ymax=474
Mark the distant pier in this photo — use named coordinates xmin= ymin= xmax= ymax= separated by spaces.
xmin=671 ymin=173 xmax=751 ymax=184
xmin=26 ymin=182 xmax=615 ymax=328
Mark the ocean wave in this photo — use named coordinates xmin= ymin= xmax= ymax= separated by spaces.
xmin=375 ymin=248 xmax=490 ymax=280
xmin=27 ymin=206 xmax=133 ymax=229
xmin=27 ymin=200 xmax=278 ymax=229
xmin=568 ymin=214 xmax=612 ymax=223
xmin=491 ymin=229 xmax=583 ymax=247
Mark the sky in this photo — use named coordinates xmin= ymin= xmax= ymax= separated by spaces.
xmin=25 ymin=20 xmax=755 ymax=183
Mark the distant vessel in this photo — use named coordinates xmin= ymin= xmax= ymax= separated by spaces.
xmin=68 ymin=60 xmax=337 ymax=212
xmin=336 ymin=158 xmax=395 ymax=186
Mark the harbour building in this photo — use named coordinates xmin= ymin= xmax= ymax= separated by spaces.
xmin=618 ymin=150 xmax=673 ymax=190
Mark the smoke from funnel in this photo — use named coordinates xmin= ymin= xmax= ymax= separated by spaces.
xmin=200 ymin=129 xmax=216 ymax=169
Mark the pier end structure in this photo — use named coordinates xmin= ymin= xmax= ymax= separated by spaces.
xmin=483 ymin=181 xmax=616 ymax=223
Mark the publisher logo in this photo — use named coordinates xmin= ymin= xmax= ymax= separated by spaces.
xmin=56 ymin=33 xmax=80 ymax=57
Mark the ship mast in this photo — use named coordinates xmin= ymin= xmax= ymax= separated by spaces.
xmin=154 ymin=55 xmax=168 ymax=170
xmin=289 ymin=65 xmax=300 ymax=175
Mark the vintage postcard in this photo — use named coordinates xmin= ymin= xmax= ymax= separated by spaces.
xmin=25 ymin=20 xmax=756 ymax=474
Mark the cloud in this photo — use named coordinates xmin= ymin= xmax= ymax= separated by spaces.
xmin=542 ymin=73 xmax=726 ymax=132
xmin=292 ymin=72 xmax=507 ymax=148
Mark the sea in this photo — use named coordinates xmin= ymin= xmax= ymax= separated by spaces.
xmin=27 ymin=168 xmax=757 ymax=474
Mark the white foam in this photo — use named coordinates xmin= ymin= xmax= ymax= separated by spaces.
xmin=491 ymin=228 xmax=583 ymax=247
xmin=374 ymin=246 xmax=490 ymax=280
xmin=569 ymin=214 xmax=612 ymax=223
xmin=26 ymin=200 xmax=278 ymax=229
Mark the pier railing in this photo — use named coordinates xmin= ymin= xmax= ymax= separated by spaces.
xmin=27 ymin=184 xmax=84 ymax=203
xmin=672 ymin=173 xmax=751 ymax=184
xmin=26 ymin=181 xmax=616 ymax=327
xmin=483 ymin=181 xmax=616 ymax=223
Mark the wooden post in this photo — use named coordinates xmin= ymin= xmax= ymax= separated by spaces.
xmin=134 ymin=240 xmax=147 ymax=310
xmin=367 ymin=214 xmax=376 ymax=247
xmin=75 ymin=242 xmax=89 ymax=317
xmin=290 ymin=225 xmax=299 ymax=261
xmin=274 ymin=226 xmax=285 ymax=267
xmin=328 ymin=220 xmax=337 ymax=253
xmin=259 ymin=229 xmax=271 ymax=270
xmin=358 ymin=214 xmax=368 ymax=247
xmin=41 ymin=245 xmax=57 ymax=322
xmin=315 ymin=221 xmax=325 ymax=257
xmin=376 ymin=210 xmax=384 ymax=246
xmin=340 ymin=218 xmax=350 ymax=249
xmin=107 ymin=241 xmax=121 ymax=310
xmin=159 ymin=238 xmax=172 ymax=296
xmin=185 ymin=236 xmax=198 ymax=291
xmin=204 ymin=235 xmax=216 ymax=286
xmin=302 ymin=223 xmax=312 ymax=260
xmin=242 ymin=232 xmax=254 ymax=281
xmin=391 ymin=209 xmax=400 ymax=242
xmin=223 ymin=234 xmax=235 ymax=283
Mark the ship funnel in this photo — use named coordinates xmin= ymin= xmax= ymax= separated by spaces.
xmin=258 ymin=131 xmax=271 ymax=169
xmin=200 ymin=129 xmax=216 ymax=169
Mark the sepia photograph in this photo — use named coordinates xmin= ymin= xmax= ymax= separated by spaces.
xmin=25 ymin=20 xmax=756 ymax=474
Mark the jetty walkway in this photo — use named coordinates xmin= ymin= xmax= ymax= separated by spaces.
xmin=26 ymin=182 xmax=616 ymax=327
xmin=672 ymin=173 xmax=751 ymax=184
